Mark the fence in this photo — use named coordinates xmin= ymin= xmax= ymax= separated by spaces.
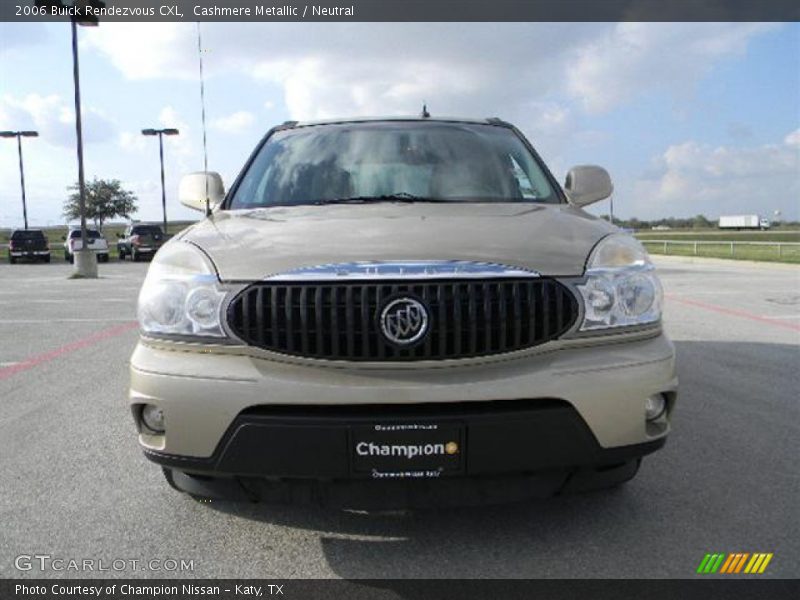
xmin=641 ymin=239 xmax=800 ymax=261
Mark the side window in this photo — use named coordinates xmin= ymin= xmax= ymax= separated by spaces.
xmin=508 ymin=155 xmax=537 ymax=199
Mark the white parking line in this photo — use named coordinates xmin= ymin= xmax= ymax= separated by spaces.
xmin=667 ymin=290 xmax=795 ymax=296
xmin=0 ymin=318 xmax=136 ymax=324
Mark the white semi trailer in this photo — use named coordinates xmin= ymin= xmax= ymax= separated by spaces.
xmin=719 ymin=215 xmax=770 ymax=230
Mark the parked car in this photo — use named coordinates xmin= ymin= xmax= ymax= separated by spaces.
xmin=8 ymin=229 xmax=50 ymax=263
xmin=64 ymin=228 xmax=109 ymax=263
xmin=117 ymin=224 xmax=167 ymax=261
xmin=130 ymin=116 xmax=677 ymax=508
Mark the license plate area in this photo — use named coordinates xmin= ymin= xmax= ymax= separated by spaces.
xmin=350 ymin=423 xmax=464 ymax=478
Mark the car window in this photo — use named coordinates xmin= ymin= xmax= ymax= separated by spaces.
xmin=132 ymin=226 xmax=162 ymax=235
xmin=229 ymin=122 xmax=558 ymax=208
xmin=11 ymin=230 xmax=45 ymax=240
xmin=70 ymin=230 xmax=102 ymax=239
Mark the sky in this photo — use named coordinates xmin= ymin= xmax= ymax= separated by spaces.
xmin=0 ymin=21 xmax=798 ymax=228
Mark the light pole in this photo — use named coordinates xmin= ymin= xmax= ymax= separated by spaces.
xmin=609 ymin=194 xmax=614 ymax=225
xmin=0 ymin=130 xmax=38 ymax=230
xmin=35 ymin=0 xmax=105 ymax=277
xmin=141 ymin=128 xmax=179 ymax=234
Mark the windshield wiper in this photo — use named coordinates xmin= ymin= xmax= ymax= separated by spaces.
xmin=310 ymin=193 xmax=450 ymax=205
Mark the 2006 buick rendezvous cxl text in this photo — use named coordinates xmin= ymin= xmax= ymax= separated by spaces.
xmin=130 ymin=116 xmax=677 ymax=507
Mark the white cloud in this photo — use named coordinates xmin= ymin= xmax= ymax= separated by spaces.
xmin=78 ymin=22 xmax=782 ymax=130
xmin=80 ymin=22 xmax=779 ymax=165
xmin=0 ymin=93 xmax=115 ymax=147
xmin=81 ymin=23 xmax=591 ymax=121
xmin=566 ymin=23 xmax=778 ymax=113
xmin=629 ymin=130 xmax=800 ymax=219
xmin=211 ymin=110 xmax=255 ymax=134
xmin=83 ymin=24 xmax=194 ymax=80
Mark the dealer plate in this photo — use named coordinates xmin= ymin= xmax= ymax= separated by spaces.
xmin=350 ymin=423 xmax=464 ymax=477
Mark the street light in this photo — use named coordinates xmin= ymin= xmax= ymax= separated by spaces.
xmin=141 ymin=128 xmax=180 ymax=234
xmin=0 ymin=130 xmax=38 ymax=230
xmin=34 ymin=0 xmax=105 ymax=277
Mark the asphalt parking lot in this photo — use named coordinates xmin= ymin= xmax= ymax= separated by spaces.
xmin=0 ymin=256 xmax=797 ymax=580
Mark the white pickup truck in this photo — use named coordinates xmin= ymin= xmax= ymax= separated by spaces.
xmin=64 ymin=228 xmax=110 ymax=263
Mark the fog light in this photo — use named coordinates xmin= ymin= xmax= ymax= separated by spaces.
xmin=141 ymin=404 xmax=165 ymax=433
xmin=645 ymin=394 xmax=666 ymax=421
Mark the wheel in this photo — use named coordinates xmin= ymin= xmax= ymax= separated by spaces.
xmin=64 ymin=252 xmax=70 ymax=262
xmin=118 ymin=250 xmax=125 ymax=261
xmin=68 ymin=254 xmax=74 ymax=264
xmin=43 ymin=256 xmax=51 ymax=263
xmin=132 ymin=249 xmax=140 ymax=262
xmin=9 ymin=256 xmax=15 ymax=264
xmin=100 ymin=254 xmax=109 ymax=263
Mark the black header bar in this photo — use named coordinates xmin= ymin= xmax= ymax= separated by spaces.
xmin=2 ymin=579 xmax=800 ymax=600
xmin=3 ymin=0 xmax=799 ymax=23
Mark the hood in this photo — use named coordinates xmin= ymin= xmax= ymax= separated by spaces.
xmin=179 ymin=203 xmax=617 ymax=281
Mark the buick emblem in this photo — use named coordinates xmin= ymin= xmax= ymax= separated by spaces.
xmin=380 ymin=297 xmax=429 ymax=345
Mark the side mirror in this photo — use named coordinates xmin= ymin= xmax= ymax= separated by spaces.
xmin=116 ymin=233 xmax=123 ymax=238
xmin=564 ymin=165 xmax=613 ymax=208
xmin=179 ymin=171 xmax=225 ymax=213
xmin=61 ymin=235 xmax=66 ymax=241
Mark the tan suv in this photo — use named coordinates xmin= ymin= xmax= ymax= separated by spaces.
xmin=130 ymin=117 xmax=677 ymax=508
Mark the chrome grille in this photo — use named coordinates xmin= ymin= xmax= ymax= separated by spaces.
xmin=227 ymin=279 xmax=577 ymax=361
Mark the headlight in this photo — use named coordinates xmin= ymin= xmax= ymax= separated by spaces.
xmin=576 ymin=234 xmax=662 ymax=331
xmin=137 ymin=242 xmax=227 ymax=338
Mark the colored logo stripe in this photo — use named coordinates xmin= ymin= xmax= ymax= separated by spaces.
xmin=697 ymin=553 xmax=773 ymax=574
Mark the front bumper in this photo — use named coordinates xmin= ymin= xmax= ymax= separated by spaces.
xmin=148 ymin=398 xmax=665 ymax=507
xmin=130 ymin=330 xmax=676 ymax=461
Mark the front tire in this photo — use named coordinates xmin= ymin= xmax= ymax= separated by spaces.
xmin=9 ymin=256 xmax=16 ymax=264
xmin=132 ymin=249 xmax=140 ymax=262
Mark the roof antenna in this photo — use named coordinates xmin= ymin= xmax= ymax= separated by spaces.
xmin=196 ymin=23 xmax=211 ymax=217
xmin=421 ymin=102 xmax=430 ymax=118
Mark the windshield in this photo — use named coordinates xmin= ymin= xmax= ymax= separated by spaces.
xmin=228 ymin=121 xmax=558 ymax=208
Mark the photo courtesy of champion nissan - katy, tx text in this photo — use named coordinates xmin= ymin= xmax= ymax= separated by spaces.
xmin=130 ymin=116 xmax=677 ymax=508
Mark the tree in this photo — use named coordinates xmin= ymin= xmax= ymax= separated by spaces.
xmin=64 ymin=178 xmax=137 ymax=230
xmin=692 ymin=214 xmax=712 ymax=229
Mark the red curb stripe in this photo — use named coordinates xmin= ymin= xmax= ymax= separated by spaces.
xmin=0 ymin=321 xmax=138 ymax=381
xmin=666 ymin=295 xmax=800 ymax=332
